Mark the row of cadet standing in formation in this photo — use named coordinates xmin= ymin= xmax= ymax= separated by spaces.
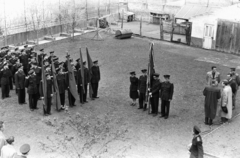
xmin=0 ymin=45 xmax=101 ymax=116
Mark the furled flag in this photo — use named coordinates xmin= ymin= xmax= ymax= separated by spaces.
xmin=86 ymin=47 xmax=93 ymax=99
xmin=40 ymin=57 xmax=47 ymax=114
xmin=51 ymin=58 xmax=61 ymax=111
xmin=146 ymin=42 xmax=155 ymax=114
xmin=67 ymin=54 xmax=79 ymax=100
xmin=80 ymin=48 xmax=85 ymax=93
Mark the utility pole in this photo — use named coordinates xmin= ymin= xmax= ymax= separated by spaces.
xmin=42 ymin=0 xmax=45 ymax=28
xmin=59 ymin=0 xmax=62 ymax=33
xmin=3 ymin=0 xmax=7 ymax=46
xmin=24 ymin=0 xmax=28 ymax=41
xmin=98 ymin=0 xmax=100 ymax=18
xmin=86 ymin=0 xmax=88 ymax=20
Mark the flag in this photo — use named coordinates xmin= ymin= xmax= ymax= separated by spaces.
xmin=67 ymin=55 xmax=79 ymax=100
xmin=79 ymin=48 xmax=85 ymax=93
xmin=51 ymin=59 xmax=61 ymax=111
xmin=41 ymin=57 xmax=47 ymax=113
xmin=146 ymin=42 xmax=155 ymax=114
xmin=86 ymin=47 xmax=93 ymax=99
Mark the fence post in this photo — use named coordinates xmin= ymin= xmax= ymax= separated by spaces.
xmin=159 ymin=16 xmax=164 ymax=40
xmin=140 ymin=16 xmax=142 ymax=36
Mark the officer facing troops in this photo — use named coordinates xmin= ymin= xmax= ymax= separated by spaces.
xmin=206 ymin=66 xmax=221 ymax=86
xmin=160 ymin=75 xmax=174 ymax=119
xmin=149 ymin=73 xmax=161 ymax=116
xmin=129 ymin=71 xmax=139 ymax=106
xmin=15 ymin=64 xmax=26 ymax=105
xmin=138 ymin=69 xmax=147 ymax=110
xmin=25 ymin=70 xmax=38 ymax=111
xmin=91 ymin=60 xmax=100 ymax=99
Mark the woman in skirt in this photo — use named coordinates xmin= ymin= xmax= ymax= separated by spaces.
xmin=129 ymin=71 xmax=139 ymax=106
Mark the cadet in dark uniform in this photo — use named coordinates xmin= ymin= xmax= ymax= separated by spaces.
xmin=0 ymin=63 xmax=12 ymax=99
xmin=91 ymin=60 xmax=100 ymax=98
xmin=189 ymin=126 xmax=203 ymax=158
xmin=75 ymin=58 xmax=81 ymax=71
xmin=160 ymin=75 xmax=174 ymax=119
xmin=19 ymin=50 xmax=29 ymax=75
xmin=31 ymin=62 xmax=42 ymax=100
xmin=138 ymin=69 xmax=147 ymax=110
xmin=56 ymin=67 xmax=67 ymax=110
xmin=149 ymin=73 xmax=161 ymax=116
xmin=40 ymin=73 xmax=53 ymax=116
xmin=129 ymin=71 xmax=138 ymax=106
xmin=83 ymin=62 xmax=89 ymax=103
xmin=37 ymin=49 xmax=45 ymax=67
xmin=48 ymin=51 xmax=55 ymax=64
xmin=25 ymin=70 xmax=38 ymax=111
xmin=15 ymin=64 xmax=26 ymax=104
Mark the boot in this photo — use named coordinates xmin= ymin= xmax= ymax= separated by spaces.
xmin=205 ymin=117 xmax=209 ymax=125
xmin=209 ymin=119 xmax=213 ymax=125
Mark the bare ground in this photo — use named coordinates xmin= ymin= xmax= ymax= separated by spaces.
xmin=1 ymin=32 xmax=240 ymax=158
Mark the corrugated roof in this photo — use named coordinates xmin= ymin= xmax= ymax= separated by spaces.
xmin=175 ymin=5 xmax=221 ymax=19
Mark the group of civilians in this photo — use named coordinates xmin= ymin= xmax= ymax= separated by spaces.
xmin=0 ymin=121 xmax=31 ymax=158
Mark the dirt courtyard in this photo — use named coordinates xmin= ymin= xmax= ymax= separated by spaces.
xmin=1 ymin=32 xmax=240 ymax=158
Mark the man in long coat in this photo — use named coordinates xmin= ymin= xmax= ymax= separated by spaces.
xmin=149 ymin=73 xmax=161 ymax=116
xmin=220 ymin=80 xmax=232 ymax=123
xmin=203 ymin=81 xmax=221 ymax=125
xmin=15 ymin=64 xmax=26 ymax=104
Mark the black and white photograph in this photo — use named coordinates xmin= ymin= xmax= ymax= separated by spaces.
xmin=0 ymin=0 xmax=240 ymax=157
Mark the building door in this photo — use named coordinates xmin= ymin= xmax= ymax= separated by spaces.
xmin=203 ymin=24 xmax=214 ymax=49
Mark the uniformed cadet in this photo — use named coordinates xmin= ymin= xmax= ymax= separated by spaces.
xmin=149 ymin=73 xmax=161 ymax=116
xmin=37 ymin=49 xmax=45 ymax=67
xmin=138 ymin=69 xmax=147 ymax=110
xmin=19 ymin=50 xmax=29 ymax=75
xmin=15 ymin=64 xmax=26 ymax=104
xmin=91 ymin=60 xmax=100 ymax=99
xmin=25 ymin=70 xmax=38 ymax=111
xmin=56 ymin=67 xmax=67 ymax=110
xmin=129 ymin=71 xmax=138 ymax=106
xmin=15 ymin=144 xmax=31 ymax=158
xmin=188 ymin=126 xmax=203 ymax=158
xmin=160 ymin=75 xmax=174 ymax=119
xmin=0 ymin=63 xmax=12 ymax=99
xmin=40 ymin=73 xmax=53 ymax=116
xmin=48 ymin=51 xmax=55 ymax=64
xmin=31 ymin=62 xmax=42 ymax=100
xmin=75 ymin=58 xmax=81 ymax=71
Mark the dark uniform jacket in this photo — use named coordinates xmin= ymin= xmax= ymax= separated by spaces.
xmin=32 ymin=67 xmax=42 ymax=84
xmin=37 ymin=54 xmax=44 ymax=66
xmin=228 ymin=79 xmax=237 ymax=94
xmin=0 ymin=68 xmax=12 ymax=85
xmin=160 ymin=81 xmax=174 ymax=100
xmin=130 ymin=77 xmax=138 ymax=91
xmin=151 ymin=79 xmax=161 ymax=97
xmin=57 ymin=73 xmax=67 ymax=94
xmin=189 ymin=135 xmax=204 ymax=158
xmin=138 ymin=75 xmax=147 ymax=93
xmin=25 ymin=75 xmax=38 ymax=94
xmin=40 ymin=79 xmax=53 ymax=98
xmin=75 ymin=63 xmax=80 ymax=71
xmin=19 ymin=54 xmax=29 ymax=69
xmin=15 ymin=70 xmax=26 ymax=89
xmin=91 ymin=66 xmax=100 ymax=83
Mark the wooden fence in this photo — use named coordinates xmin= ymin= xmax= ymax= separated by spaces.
xmin=215 ymin=19 xmax=240 ymax=55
